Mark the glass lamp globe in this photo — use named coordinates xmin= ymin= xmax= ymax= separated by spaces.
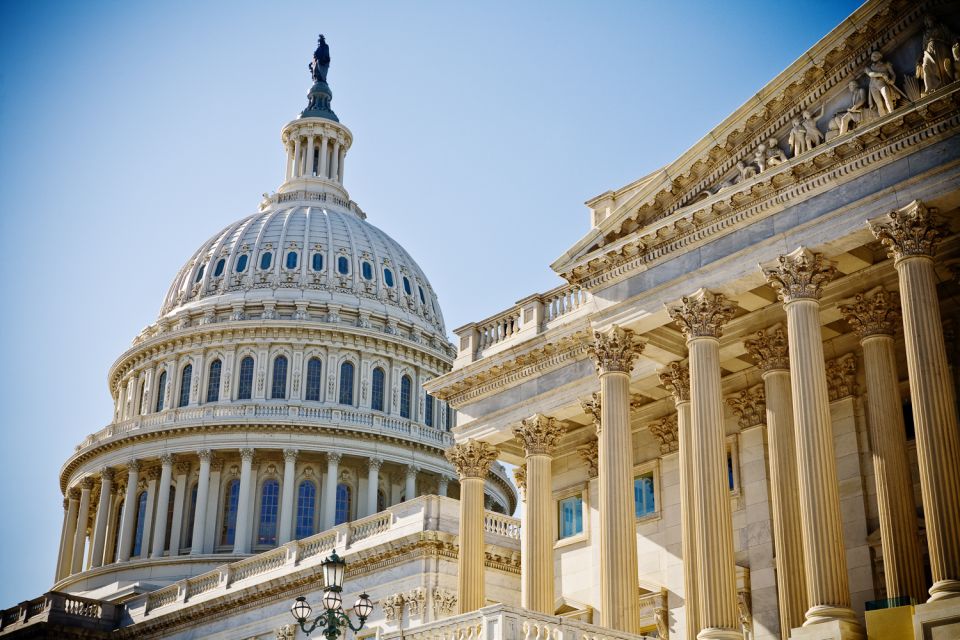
xmin=322 ymin=551 xmax=346 ymax=590
xmin=322 ymin=588 xmax=343 ymax=611
xmin=291 ymin=596 xmax=312 ymax=622
xmin=354 ymin=593 xmax=374 ymax=619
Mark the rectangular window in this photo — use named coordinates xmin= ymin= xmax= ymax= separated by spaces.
xmin=558 ymin=495 xmax=584 ymax=539
xmin=634 ymin=472 xmax=656 ymax=518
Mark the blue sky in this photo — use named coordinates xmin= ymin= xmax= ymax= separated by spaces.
xmin=0 ymin=0 xmax=862 ymax=607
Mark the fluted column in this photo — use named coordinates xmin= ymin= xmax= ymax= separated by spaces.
xmin=279 ymin=449 xmax=298 ymax=544
xmin=337 ymin=144 xmax=346 ymax=182
xmin=668 ymin=291 xmax=740 ymax=640
xmin=514 ymin=414 xmax=564 ymax=614
xmin=446 ymin=440 xmax=498 ymax=614
xmin=660 ymin=362 xmax=698 ymax=640
xmin=292 ymin=137 xmax=302 ymax=177
xmin=55 ymin=498 xmax=69 ymax=580
xmin=366 ymin=458 xmax=383 ymax=517
xmin=71 ymin=478 xmax=94 ymax=574
xmin=330 ymin=140 xmax=340 ymax=183
xmin=103 ymin=483 xmax=121 ymax=564
xmin=190 ymin=450 xmax=212 ymax=554
xmin=58 ymin=489 xmax=80 ymax=580
xmin=319 ymin=135 xmax=329 ymax=178
xmin=90 ymin=468 xmax=114 ymax=568
xmin=117 ymin=460 xmax=140 ymax=562
xmin=234 ymin=448 xmax=255 ymax=554
xmin=587 ymin=325 xmax=643 ymax=634
xmin=169 ymin=461 xmax=190 ymax=555
xmin=285 ymin=142 xmax=294 ymax=180
xmin=150 ymin=454 xmax=174 ymax=558
xmin=764 ymin=248 xmax=860 ymax=635
xmin=405 ymin=465 xmax=418 ymax=501
xmin=871 ymin=201 xmax=960 ymax=601
xmin=744 ymin=326 xmax=807 ymax=633
xmin=305 ymin=135 xmax=315 ymax=176
xmin=323 ymin=452 xmax=342 ymax=530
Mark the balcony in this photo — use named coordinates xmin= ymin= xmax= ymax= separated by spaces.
xmin=0 ymin=592 xmax=118 ymax=636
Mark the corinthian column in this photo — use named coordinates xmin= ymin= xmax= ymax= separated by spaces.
xmin=190 ymin=450 xmax=212 ymax=554
xmin=839 ymin=288 xmax=925 ymax=603
xmin=446 ymin=440 xmax=498 ymax=614
xmin=71 ymin=477 xmax=94 ymax=574
xmin=366 ymin=458 xmax=383 ymax=518
xmin=151 ymin=454 xmax=174 ymax=558
xmin=743 ymin=326 xmax=807 ymax=634
xmin=514 ymin=414 xmax=564 ymax=614
xmin=588 ymin=325 xmax=643 ymax=634
xmin=233 ymin=448 xmax=255 ymax=554
xmin=117 ymin=460 xmax=140 ymax=562
xmin=58 ymin=489 xmax=80 ymax=580
xmin=279 ymin=449 xmax=298 ymax=544
xmin=660 ymin=362 xmax=699 ymax=640
xmin=323 ymin=452 xmax=342 ymax=530
xmin=90 ymin=468 xmax=115 ymax=568
xmin=871 ymin=201 xmax=960 ymax=601
xmin=668 ymin=291 xmax=740 ymax=640
xmin=764 ymin=248 xmax=861 ymax=637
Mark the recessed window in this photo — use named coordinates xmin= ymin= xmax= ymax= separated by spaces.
xmin=257 ymin=480 xmax=280 ymax=546
xmin=361 ymin=261 xmax=373 ymax=281
xmin=296 ymin=481 xmax=317 ymax=539
xmin=339 ymin=362 xmax=355 ymax=405
xmin=236 ymin=254 xmax=248 ymax=273
xmin=312 ymin=253 xmax=324 ymax=271
xmin=206 ymin=359 xmax=222 ymax=403
xmin=418 ymin=286 xmax=426 ymax=305
xmin=371 ymin=367 xmax=385 ymax=412
xmin=337 ymin=256 xmax=349 ymax=275
xmin=305 ymin=358 xmax=322 ymax=402
xmin=424 ymin=393 xmax=434 ymax=427
xmin=178 ymin=364 xmax=192 ymax=408
xmin=400 ymin=375 xmax=412 ymax=419
xmin=221 ymin=480 xmax=240 ymax=546
xmin=335 ymin=483 xmax=351 ymax=525
xmin=132 ymin=491 xmax=148 ymax=556
xmin=402 ymin=276 xmax=412 ymax=296
xmin=634 ymin=472 xmax=655 ymax=518
xmin=286 ymin=251 xmax=298 ymax=269
xmin=558 ymin=495 xmax=584 ymax=539
xmin=727 ymin=452 xmax=735 ymax=491
xmin=383 ymin=268 xmax=394 ymax=287
xmin=213 ymin=258 xmax=225 ymax=277
xmin=155 ymin=370 xmax=168 ymax=412
xmin=194 ymin=265 xmax=205 ymax=282
xmin=238 ymin=356 xmax=254 ymax=400
xmin=260 ymin=252 xmax=273 ymax=270
xmin=271 ymin=355 xmax=288 ymax=399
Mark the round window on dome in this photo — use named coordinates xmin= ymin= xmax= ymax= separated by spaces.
xmin=312 ymin=253 xmax=324 ymax=271
xmin=260 ymin=252 xmax=273 ymax=270
xmin=213 ymin=258 xmax=225 ymax=278
xmin=194 ymin=264 xmax=205 ymax=283
xmin=402 ymin=276 xmax=412 ymax=296
xmin=337 ymin=256 xmax=349 ymax=275
xmin=286 ymin=251 xmax=298 ymax=269
xmin=361 ymin=261 xmax=373 ymax=281
xmin=383 ymin=268 xmax=394 ymax=287
xmin=236 ymin=254 xmax=249 ymax=273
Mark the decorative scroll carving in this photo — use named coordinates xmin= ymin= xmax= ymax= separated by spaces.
xmin=667 ymin=289 xmax=736 ymax=339
xmin=763 ymin=248 xmax=837 ymax=302
xmin=839 ymin=288 xmax=899 ymax=339
xmin=433 ymin=587 xmax=458 ymax=618
xmin=588 ymin=325 xmax=644 ymax=374
xmin=658 ymin=361 xmax=690 ymax=404
xmin=647 ymin=414 xmax=679 ymax=454
xmin=870 ymin=200 xmax=947 ymax=261
xmin=445 ymin=440 xmax=498 ymax=480
xmin=743 ymin=325 xmax=790 ymax=372
xmin=580 ymin=393 xmax=601 ymax=430
xmin=99 ymin=467 xmax=115 ymax=482
xmin=381 ymin=593 xmax=404 ymax=623
xmin=577 ymin=440 xmax=599 ymax=477
xmin=283 ymin=448 xmax=299 ymax=463
xmin=513 ymin=414 xmax=564 ymax=456
xmin=512 ymin=465 xmax=526 ymax=501
xmin=275 ymin=624 xmax=297 ymax=640
xmin=406 ymin=588 xmax=426 ymax=617
xmin=726 ymin=385 xmax=767 ymax=429
xmin=825 ymin=353 xmax=858 ymax=401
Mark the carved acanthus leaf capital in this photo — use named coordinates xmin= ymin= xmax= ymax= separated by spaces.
xmin=126 ymin=459 xmax=141 ymax=473
xmin=667 ymin=289 xmax=736 ymax=339
xmin=174 ymin=461 xmax=192 ymax=476
xmin=80 ymin=477 xmax=94 ymax=490
xmin=869 ymin=201 xmax=946 ymax=262
xmin=196 ymin=449 xmax=212 ymax=463
xmin=239 ymin=448 xmax=255 ymax=462
xmin=763 ymin=248 xmax=837 ymax=302
xmin=580 ymin=393 xmax=601 ymax=432
xmin=577 ymin=439 xmax=599 ymax=477
xmin=658 ymin=362 xmax=690 ymax=404
xmin=839 ymin=288 xmax=899 ymax=339
xmin=743 ymin=325 xmax=790 ymax=372
xmin=512 ymin=464 xmax=527 ymax=500
xmin=647 ymin=414 xmax=679 ymax=454
xmin=99 ymin=467 xmax=115 ymax=482
xmin=327 ymin=452 xmax=343 ymax=466
xmin=513 ymin=414 xmax=564 ymax=456
xmin=825 ymin=353 xmax=858 ymax=401
xmin=445 ymin=440 xmax=498 ymax=480
xmin=726 ymin=385 xmax=767 ymax=429
xmin=159 ymin=452 xmax=174 ymax=467
xmin=283 ymin=448 xmax=299 ymax=463
xmin=68 ymin=487 xmax=81 ymax=500
xmin=588 ymin=325 xmax=644 ymax=374
xmin=368 ymin=457 xmax=383 ymax=471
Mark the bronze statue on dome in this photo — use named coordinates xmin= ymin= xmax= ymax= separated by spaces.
xmin=310 ymin=34 xmax=331 ymax=84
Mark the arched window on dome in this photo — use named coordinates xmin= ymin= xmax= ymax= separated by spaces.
xmin=295 ymin=480 xmax=316 ymax=539
xmin=238 ymin=357 xmax=254 ymax=400
xmin=132 ymin=491 xmax=148 ymax=557
xmin=424 ymin=393 xmax=434 ymax=428
xmin=286 ymin=251 xmax=298 ymax=269
xmin=164 ymin=486 xmax=176 ymax=551
xmin=111 ymin=497 xmax=124 ymax=563
xmin=221 ymin=479 xmax=240 ymax=546
xmin=236 ymin=254 xmax=248 ymax=273
xmin=371 ymin=367 xmax=385 ymax=412
xmin=185 ymin=483 xmax=198 ymax=550
xmin=361 ymin=261 xmax=373 ymax=281
xmin=194 ymin=264 xmax=205 ymax=283
xmin=155 ymin=370 xmax=168 ymax=412
xmin=383 ymin=268 xmax=394 ymax=288
xmin=213 ymin=258 xmax=225 ymax=278
xmin=305 ymin=358 xmax=322 ymax=401
xmin=339 ymin=362 xmax=355 ymax=405
xmin=402 ymin=276 xmax=412 ymax=296
xmin=260 ymin=252 xmax=273 ymax=270
xmin=337 ymin=256 xmax=349 ymax=275
xmin=271 ymin=355 xmax=288 ymax=399
xmin=335 ymin=483 xmax=351 ymax=525
xmin=312 ymin=253 xmax=324 ymax=272
xmin=400 ymin=375 xmax=412 ymax=419
xmin=418 ymin=285 xmax=426 ymax=305
xmin=206 ymin=359 xmax=222 ymax=403
xmin=257 ymin=479 xmax=280 ymax=546
xmin=178 ymin=364 xmax=192 ymax=408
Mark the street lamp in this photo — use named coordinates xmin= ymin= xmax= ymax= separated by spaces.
xmin=290 ymin=550 xmax=374 ymax=639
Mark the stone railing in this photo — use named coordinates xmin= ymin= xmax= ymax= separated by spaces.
xmin=454 ymin=283 xmax=591 ymax=364
xmin=0 ymin=592 xmax=119 ymax=635
xmin=484 ymin=511 xmax=521 ymax=540
xmin=380 ymin=604 xmax=653 ymax=640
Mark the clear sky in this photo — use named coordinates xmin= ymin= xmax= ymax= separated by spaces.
xmin=0 ymin=0 xmax=862 ymax=607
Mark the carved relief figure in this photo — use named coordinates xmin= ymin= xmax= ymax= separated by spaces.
xmin=833 ymin=80 xmax=866 ymax=136
xmin=753 ymin=143 xmax=768 ymax=173
xmin=788 ymin=118 xmax=809 ymax=156
xmin=736 ymin=160 xmax=757 ymax=181
xmin=801 ymin=106 xmax=824 ymax=150
xmin=864 ymin=51 xmax=900 ymax=116
xmin=764 ymin=137 xmax=787 ymax=167
xmin=915 ymin=14 xmax=956 ymax=95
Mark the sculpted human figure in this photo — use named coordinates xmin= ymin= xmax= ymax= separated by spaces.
xmin=753 ymin=143 xmax=767 ymax=173
xmin=915 ymin=14 xmax=955 ymax=95
xmin=835 ymin=80 xmax=866 ymax=135
xmin=736 ymin=160 xmax=757 ymax=181
xmin=788 ymin=118 xmax=808 ymax=156
xmin=309 ymin=34 xmax=331 ymax=84
xmin=801 ymin=106 xmax=824 ymax=149
xmin=864 ymin=51 xmax=899 ymax=115
xmin=764 ymin=137 xmax=788 ymax=167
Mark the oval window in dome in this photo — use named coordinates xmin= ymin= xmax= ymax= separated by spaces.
xmin=337 ymin=256 xmax=349 ymax=275
xmin=236 ymin=254 xmax=248 ymax=273
xmin=361 ymin=261 xmax=373 ymax=281
xmin=312 ymin=253 xmax=323 ymax=271
xmin=383 ymin=268 xmax=394 ymax=288
xmin=260 ymin=252 xmax=273 ymax=270
xmin=418 ymin=285 xmax=426 ymax=305
xmin=286 ymin=251 xmax=298 ymax=269
xmin=213 ymin=258 xmax=225 ymax=277
xmin=402 ymin=276 xmax=412 ymax=296
xmin=194 ymin=264 xmax=205 ymax=282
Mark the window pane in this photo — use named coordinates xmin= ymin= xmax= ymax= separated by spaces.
xmin=305 ymin=358 xmax=322 ymax=401
xmin=296 ymin=481 xmax=316 ymax=539
xmin=164 ymin=486 xmax=176 ymax=551
xmin=418 ymin=286 xmax=426 ymax=304
xmin=286 ymin=251 xmax=298 ymax=269
xmin=185 ymin=484 xmax=199 ymax=548
xmin=312 ymin=253 xmax=323 ymax=271
xmin=337 ymin=256 xmax=349 ymax=274
xmin=178 ymin=364 xmax=192 ymax=408
xmin=238 ymin=357 xmax=254 ymax=400
xmin=634 ymin=473 xmax=655 ymax=517
xmin=194 ymin=264 xmax=205 ymax=282
xmin=155 ymin=371 xmax=167 ymax=412
xmin=727 ymin=453 xmax=735 ymax=491
xmin=221 ymin=480 xmax=240 ymax=546
xmin=271 ymin=355 xmax=288 ymax=399
xmin=213 ymin=258 xmax=225 ymax=277
xmin=402 ymin=277 xmax=411 ymax=295
xmin=371 ymin=367 xmax=385 ymax=412
xmin=206 ymin=360 xmax=222 ymax=403
xmin=383 ymin=268 xmax=394 ymax=287
xmin=132 ymin=492 xmax=148 ymax=556
xmin=424 ymin=393 xmax=434 ymax=427
xmin=236 ymin=254 xmax=248 ymax=273
xmin=400 ymin=375 xmax=412 ymax=419
xmin=260 ymin=252 xmax=272 ymax=270
xmin=361 ymin=261 xmax=373 ymax=280
xmin=335 ymin=483 xmax=351 ymax=525
xmin=257 ymin=480 xmax=280 ymax=546
xmin=558 ymin=495 xmax=583 ymax=539
xmin=339 ymin=362 xmax=354 ymax=405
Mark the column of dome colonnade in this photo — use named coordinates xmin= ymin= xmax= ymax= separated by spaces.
xmin=57 ymin=489 xmax=80 ymax=581
xmin=870 ymin=201 xmax=960 ymax=601
xmin=89 ymin=468 xmax=115 ymax=569
xmin=667 ymin=291 xmax=741 ymax=640
xmin=588 ymin=325 xmax=643 ymax=634
xmin=446 ymin=440 xmax=499 ymax=614
xmin=838 ymin=288 xmax=926 ymax=604
xmin=513 ymin=414 xmax=565 ymax=614
xmin=743 ymin=326 xmax=807 ymax=634
xmin=70 ymin=478 xmax=94 ymax=575
xmin=763 ymin=248 xmax=862 ymax=638
xmin=283 ymin=124 xmax=349 ymax=184
xmin=658 ymin=362 xmax=698 ymax=640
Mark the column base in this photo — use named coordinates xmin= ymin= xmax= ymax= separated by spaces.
xmin=789 ymin=619 xmax=864 ymax=640
xmin=695 ymin=628 xmax=741 ymax=640
xmin=913 ymin=598 xmax=960 ymax=639
xmin=929 ymin=578 xmax=960 ymax=601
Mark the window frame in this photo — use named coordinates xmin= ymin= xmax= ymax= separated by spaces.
xmin=237 ymin=356 xmax=255 ymax=400
xmin=632 ymin=459 xmax=661 ymax=523
xmin=337 ymin=255 xmax=350 ymax=275
xmin=235 ymin=253 xmax=249 ymax=274
xmin=383 ymin=268 xmax=394 ymax=288
xmin=338 ymin=361 xmax=355 ymax=406
xmin=178 ymin=363 xmax=193 ymax=408
xmin=305 ymin=357 xmax=323 ymax=402
xmin=206 ymin=359 xmax=222 ymax=403
xmin=259 ymin=251 xmax=273 ymax=271
xmin=335 ymin=482 xmax=352 ymax=525
xmin=371 ymin=367 xmax=386 ymax=412
xmin=311 ymin=252 xmax=324 ymax=272
xmin=213 ymin=258 xmax=226 ymax=278
xmin=155 ymin=370 xmax=168 ymax=413
xmin=285 ymin=250 xmax=298 ymax=270
xmin=553 ymin=482 xmax=589 ymax=548
xmin=399 ymin=374 xmax=412 ymax=419
xmin=295 ymin=479 xmax=318 ymax=540
xmin=219 ymin=478 xmax=241 ymax=548
xmin=270 ymin=354 xmax=289 ymax=400
xmin=255 ymin=478 xmax=281 ymax=548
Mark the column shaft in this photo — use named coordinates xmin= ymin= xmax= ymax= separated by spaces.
xmin=292 ymin=137 xmax=302 ymax=177
xmin=366 ymin=459 xmax=381 ymax=518
xmin=150 ymin=457 xmax=174 ymax=558
xmin=71 ymin=481 xmax=93 ymax=574
xmin=117 ymin=464 xmax=140 ymax=562
xmin=190 ymin=452 xmax=212 ymax=554
xmin=168 ymin=465 xmax=189 ymax=555
xmin=323 ymin=453 xmax=341 ymax=530
xmin=90 ymin=470 xmax=114 ymax=568
xmin=438 ymin=476 xmax=449 ymax=497
xmin=459 ymin=476 xmax=486 ymax=612
xmin=233 ymin=449 xmax=254 ymax=553
xmin=405 ymin=466 xmax=418 ymax=501
xmin=58 ymin=493 xmax=80 ymax=580
xmin=525 ymin=453 xmax=554 ymax=613
xmin=279 ymin=450 xmax=298 ymax=544
xmin=677 ymin=398 xmax=699 ymax=640
xmin=319 ymin=135 xmax=329 ymax=178
xmin=330 ymin=141 xmax=340 ymax=182
xmin=305 ymin=135 xmax=315 ymax=176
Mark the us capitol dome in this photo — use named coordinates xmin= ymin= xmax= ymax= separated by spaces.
xmin=51 ymin=34 xmax=517 ymax=599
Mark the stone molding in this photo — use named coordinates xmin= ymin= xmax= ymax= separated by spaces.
xmin=726 ymin=385 xmax=767 ymax=429
xmin=743 ymin=325 xmax=790 ymax=372
xmin=825 ymin=353 xmax=858 ymax=402
xmin=577 ymin=440 xmax=599 ymax=478
xmin=658 ymin=361 xmax=690 ymax=403
xmin=763 ymin=247 xmax=837 ymax=302
xmin=870 ymin=199 xmax=947 ymax=262
xmin=667 ymin=289 xmax=736 ymax=339
xmin=839 ymin=287 xmax=900 ymax=338
xmin=513 ymin=414 xmax=564 ymax=456
xmin=647 ymin=414 xmax=679 ymax=454
xmin=588 ymin=325 xmax=645 ymax=374
xmin=445 ymin=440 xmax=498 ymax=480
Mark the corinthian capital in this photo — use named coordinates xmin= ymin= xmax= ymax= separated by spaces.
xmin=658 ymin=362 xmax=690 ymax=404
xmin=588 ymin=325 xmax=644 ymax=374
xmin=839 ymin=287 xmax=899 ymax=339
xmin=743 ymin=325 xmax=790 ymax=372
xmin=577 ymin=440 xmax=599 ymax=477
xmin=763 ymin=248 xmax=837 ymax=302
xmin=445 ymin=440 xmax=498 ymax=480
xmin=726 ymin=385 xmax=766 ymax=428
xmin=647 ymin=414 xmax=679 ymax=454
xmin=512 ymin=464 xmax=527 ymax=500
xmin=580 ymin=393 xmax=601 ymax=431
xmin=667 ymin=289 xmax=736 ymax=339
xmin=513 ymin=414 xmax=565 ymax=456
xmin=869 ymin=200 xmax=946 ymax=262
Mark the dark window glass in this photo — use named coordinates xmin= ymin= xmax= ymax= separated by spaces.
xmin=337 ymin=256 xmax=349 ymax=275
xmin=634 ymin=473 xmax=655 ymax=517
xmin=213 ymin=258 xmax=225 ymax=277
xmin=424 ymin=393 xmax=434 ymax=427
xmin=335 ymin=484 xmax=351 ymax=525
xmin=195 ymin=264 xmax=205 ymax=282
xmin=383 ymin=268 xmax=394 ymax=287
xmin=339 ymin=362 xmax=354 ymax=405
xmin=155 ymin=371 xmax=168 ymax=412
xmin=238 ymin=357 xmax=254 ymax=400
xmin=185 ymin=484 xmax=198 ymax=549
xmin=164 ymin=486 xmax=176 ymax=551
xmin=305 ymin=358 xmax=322 ymax=401
xmin=206 ymin=359 xmax=222 ymax=403
xmin=286 ymin=251 xmax=298 ymax=269
xmin=260 ymin=252 xmax=272 ymax=270
xmin=137 ymin=380 xmax=146 ymax=415
xmin=371 ymin=367 xmax=385 ymax=412
xmin=132 ymin=491 xmax=148 ymax=557
xmin=112 ymin=498 xmax=124 ymax=562
xmin=271 ymin=355 xmax=288 ymax=399
xmin=400 ymin=375 xmax=412 ymax=419
xmin=296 ymin=481 xmax=316 ymax=539
xmin=402 ymin=276 xmax=412 ymax=295
xmin=361 ymin=261 xmax=373 ymax=280
xmin=236 ymin=254 xmax=248 ymax=273
xmin=903 ymin=401 xmax=915 ymax=440
xmin=727 ymin=453 xmax=735 ymax=491
xmin=178 ymin=364 xmax=192 ymax=408
xmin=221 ymin=480 xmax=240 ymax=546
xmin=312 ymin=253 xmax=323 ymax=271
xmin=257 ymin=480 xmax=280 ymax=546
xmin=418 ymin=286 xmax=426 ymax=305
xmin=446 ymin=405 xmax=454 ymax=431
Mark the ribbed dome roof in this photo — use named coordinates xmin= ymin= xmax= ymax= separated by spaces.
xmin=160 ymin=202 xmax=446 ymax=335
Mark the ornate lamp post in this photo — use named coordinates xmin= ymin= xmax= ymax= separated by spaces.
xmin=291 ymin=551 xmax=374 ymax=638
